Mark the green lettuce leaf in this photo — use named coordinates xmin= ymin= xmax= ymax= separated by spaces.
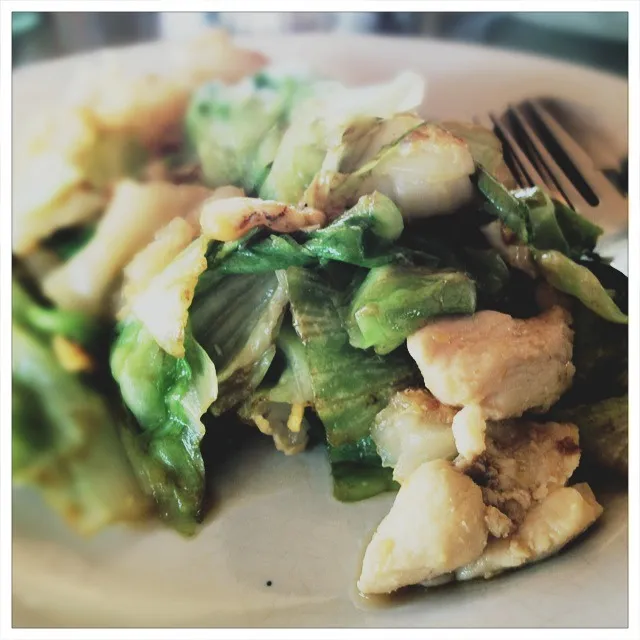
xmin=553 ymin=395 xmax=628 ymax=476
xmin=110 ymin=319 xmax=217 ymax=534
xmin=13 ymin=322 xmax=150 ymax=535
xmin=216 ymin=233 xmax=315 ymax=274
xmin=259 ymin=72 xmax=425 ymax=203
xmin=476 ymin=168 xmax=530 ymax=243
xmin=553 ymin=199 xmax=602 ymax=257
xmin=516 ymin=187 xmax=571 ymax=254
xmin=533 ymin=250 xmax=627 ymax=324
xmin=346 ymin=265 xmax=477 ymax=354
xmin=186 ymin=71 xmax=311 ymax=193
xmin=303 ymin=192 xmax=404 ymax=267
xmin=440 ymin=120 xmax=515 ymax=187
xmin=12 ymin=278 xmax=103 ymax=347
xmin=284 ymin=267 xmax=417 ymax=448
xmin=238 ymin=324 xmax=314 ymax=454
xmin=190 ymin=271 xmax=288 ymax=411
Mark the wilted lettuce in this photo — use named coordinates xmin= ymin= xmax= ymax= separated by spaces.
xmin=305 ymin=120 xmax=476 ymax=219
xmin=13 ymin=119 xmax=146 ymax=255
xmin=259 ymin=71 xmax=425 ymax=204
xmin=304 ymin=192 xmax=404 ymax=267
xmin=554 ymin=395 xmax=628 ymax=476
xmin=440 ymin=120 xmax=515 ymax=187
xmin=13 ymin=322 xmax=150 ymax=534
xmin=239 ymin=324 xmax=314 ymax=454
xmin=110 ymin=320 xmax=217 ymax=534
xmin=474 ymin=167 xmax=625 ymax=324
xmin=190 ymin=271 xmax=288 ymax=413
xmin=533 ymin=250 xmax=627 ymax=324
xmin=283 ymin=266 xmax=417 ymax=500
xmin=13 ymin=278 xmax=102 ymax=348
xmin=186 ymin=71 xmax=312 ymax=193
xmin=346 ymin=265 xmax=477 ymax=354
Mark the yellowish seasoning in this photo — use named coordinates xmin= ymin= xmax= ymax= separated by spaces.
xmin=52 ymin=335 xmax=94 ymax=372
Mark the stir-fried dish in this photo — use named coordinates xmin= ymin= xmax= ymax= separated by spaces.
xmin=12 ymin=31 xmax=628 ymax=597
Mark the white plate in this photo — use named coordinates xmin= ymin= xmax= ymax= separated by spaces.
xmin=12 ymin=34 xmax=629 ymax=628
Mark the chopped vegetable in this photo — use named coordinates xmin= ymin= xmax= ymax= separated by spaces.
xmin=554 ymin=395 xmax=628 ymax=476
xmin=110 ymin=320 xmax=217 ymax=534
xmin=239 ymin=324 xmax=314 ymax=454
xmin=346 ymin=265 xmax=476 ymax=354
xmin=440 ymin=120 xmax=514 ymax=187
xmin=304 ymin=192 xmax=404 ymax=267
xmin=284 ymin=267 xmax=417 ymax=447
xmin=190 ymin=271 xmax=288 ymax=411
xmin=476 ymin=168 xmax=530 ymax=243
xmin=13 ymin=322 xmax=150 ymax=534
xmin=533 ymin=250 xmax=628 ymax=324
xmin=186 ymin=71 xmax=312 ymax=193
xmin=260 ymin=71 xmax=425 ymax=203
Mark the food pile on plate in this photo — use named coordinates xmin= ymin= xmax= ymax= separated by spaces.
xmin=12 ymin=30 xmax=628 ymax=597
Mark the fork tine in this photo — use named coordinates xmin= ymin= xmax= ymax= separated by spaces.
xmin=473 ymin=114 xmax=527 ymax=188
xmin=508 ymin=104 xmax=587 ymax=211
xmin=527 ymin=100 xmax=626 ymax=206
xmin=487 ymin=112 xmax=548 ymax=189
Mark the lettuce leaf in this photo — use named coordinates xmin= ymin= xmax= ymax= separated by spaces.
xmin=12 ymin=278 xmax=102 ymax=348
xmin=346 ymin=265 xmax=476 ymax=354
xmin=305 ymin=120 xmax=475 ymax=219
xmin=190 ymin=271 xmax=288 ymax=412
xmin=303 ymin=192 xmax=404 ymax=267
xmin=186 ymin=71 xmax=312 ymax=193
xmin=259 ymin=72 xmax=425 ymax=203
xmin=533 ymin=250 xmax=627 ymax=324
xmin=13 ymin=322 xmax=150 ymax=535
xmin=239 ymin=324 xmax=314 ymax=454
xmin=110 ymin=320 xmax=217 ymax=534
xmin=284 ymin=266 xmax=417 ymax=449
xmin=440 ymin=120 xmax=515 ymax=187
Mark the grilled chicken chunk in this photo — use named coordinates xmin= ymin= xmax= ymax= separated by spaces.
xmin=458 ymin=420 xmax=581 ymax=525
xmin=456 ymin=484 xmax=603 ymax=581
xmin=200 ymin=197 xmax=326 ymax=241
xmin=452 ymin=404 xmax=487 ymax=460
xmin=358 ymin=460 xmax=488 ymax=595
xmin=371 ymin=389 xmax=458 ymax=484
xmin=406 ymin=307 xmax=575 ymax=420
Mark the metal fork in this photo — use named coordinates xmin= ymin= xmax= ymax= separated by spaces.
xmin=475 ymin=100 xmax=628 ymax=238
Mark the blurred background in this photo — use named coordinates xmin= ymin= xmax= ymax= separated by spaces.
xmin=12 ymin=11 xmax=628 ymax=76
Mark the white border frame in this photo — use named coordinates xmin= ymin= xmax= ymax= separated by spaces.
xmin=1 ymin=2 xmax=637 ymax=639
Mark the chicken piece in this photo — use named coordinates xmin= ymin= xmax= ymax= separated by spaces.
xmin=43 ymin=180 xmax=213 ymax=315
xmin=200 ymin=197 xmax=326 ymax=242
xmin=406 ymin=306 xmax=575 ymax=420
xmin=459 ymin=420 xmax=581 ymax=525
xmin=485 ymin=505 xmax=514 ymax=538
xmin=358 ymin=460 xmax=488 ymax=595
xmin=372 ymin=389 xmax=458 ymax=484
xmin=456 ymin=484 xmax=603 ymax=581
xmin=452 ymin=405 xmax=487 ymax=460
